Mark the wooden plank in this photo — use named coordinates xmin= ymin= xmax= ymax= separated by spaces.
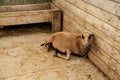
xmin=54 ymin=1 xmax=85 ymax=33
xmin=51 ymin=3 xmax=60 ymax=10
xmin=63 ymin=12 xmax=84 ymax=33
xmin=55 ymin=0 xmax=119 ymax=59
xmin=63 ymin=22 xmax=70 ymax=31
xmin=63 ymin=13 xmax=80 ymax=33
xmin=64 ymin=15 xmax=85 ymax=33
xmin=85 ymin=24 xmax=120 ymax=63
xmin=0 ymin=3 xmax=51 ymax=12
xmin=79 ymin=17 xmax=120 ymax=52
xmin=54 ymin=0 xmax=120 ymax=43
xmin=54 ymin=0 xmax=120 ymax=51
xmin=0 ymin=10 xmax=52 ymax=18
xmin=63 ymin=11 xmax=120 ymax=64
xmin=88 ymin=51 xmax=120 ymax=80
xmin=54 ymin=0 xmax=120 ymax=79
xmin=0 ymin=3 xmax=62 ymax=33
xmin=63 ymin=8 xmax=86 ymax=31
xmin=66 ymin=0 xmax=120 ymax=30
xmin=63 ymin=22 xmax=76 ymax=32
xmin=66 ymin=0 xmax=75 ymax=4
xmin=60 ymin=2 xmax=120 ymax=58
xmin=112 ymin=0 xmax=120 ymax=3
xmin=83 ymin=0 xmax=120 ymax=16
xmin=0 ymin=13 xmax=51 ymax=26
xmin=64 ymin=12 xmax=120 ymax=76
xmin=52 ymin=10 xmax=62 ymax=32
xmin=91 ymin=45 xmax=120 ymax=76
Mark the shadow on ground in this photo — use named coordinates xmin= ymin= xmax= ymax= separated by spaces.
xmin=0 ymin=23 xmax=108 ymax=80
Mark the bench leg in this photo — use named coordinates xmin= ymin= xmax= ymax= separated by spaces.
xmin=52 ymin=10 xmax=62 ymax=32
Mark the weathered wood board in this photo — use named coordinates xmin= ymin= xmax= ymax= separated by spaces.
xmin=54 ymin=0 xmax=120 ymax=79
xmin=0 ymin=3 xmax=62 ymax=32
xmin=52 ymin=10 xmax=62 ymax=32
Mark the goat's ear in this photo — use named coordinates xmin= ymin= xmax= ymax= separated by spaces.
xmin=90 ymin=34 xmax=94 ymax=37
xmin=76 ymin=35 xmax=81 ymax=38
xmin=89 ymin=34 xmax=94 ymax=40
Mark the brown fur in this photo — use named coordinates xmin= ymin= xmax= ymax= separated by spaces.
xmin=41 ymin=31 xmax=94 ymax=60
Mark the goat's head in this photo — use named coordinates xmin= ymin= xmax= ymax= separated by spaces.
xmin=81 ymin=32 xmax=94 ymax=48
xmin=77 ymin=32 xmax=94 ymax=48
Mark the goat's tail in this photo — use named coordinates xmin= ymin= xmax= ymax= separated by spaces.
xmin=41 ymin=40 xmax=48 ymax=46
xmin=41 ymin=43 xmax=46 ymax=46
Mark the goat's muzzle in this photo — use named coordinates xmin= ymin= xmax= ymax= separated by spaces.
xmin=83 ymin=44 xmax=90 ymax=49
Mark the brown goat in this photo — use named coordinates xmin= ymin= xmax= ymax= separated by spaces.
xmin=41 ymin=31 xmax=94 ymax=60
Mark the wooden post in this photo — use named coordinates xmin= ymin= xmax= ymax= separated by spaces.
xmin=52 ymin=10 xmax=62 ymax=32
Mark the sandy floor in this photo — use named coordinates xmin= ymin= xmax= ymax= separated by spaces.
xmin=0 ymin=23 xmax=108 ymax=80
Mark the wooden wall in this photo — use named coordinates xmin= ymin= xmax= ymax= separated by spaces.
xmin=0 ymin=0 xmax=52 ymax=6
xmin=54 ymin=0 xmax=120 ymax=80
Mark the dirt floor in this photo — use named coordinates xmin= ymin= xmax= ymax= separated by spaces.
xmin=0 ymin=23 xmax=108 ymax=80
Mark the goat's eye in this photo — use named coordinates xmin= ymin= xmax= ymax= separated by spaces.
xmin=88 ymin=36 xmax=91 ymax=40
xmin=82 ymin=35 xmax=84 ymax=39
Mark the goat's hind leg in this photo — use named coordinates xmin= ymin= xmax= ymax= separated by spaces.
xmin=53 ymin=49 xmax=59 ymax=57
xmin=41 ymin=43 xmax=52 ymax=52
xmin=47 ymin=43 xmax=53 ymax=52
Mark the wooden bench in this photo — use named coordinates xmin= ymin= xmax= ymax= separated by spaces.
xmin=0 ymin=3 xmax=62 ymax=32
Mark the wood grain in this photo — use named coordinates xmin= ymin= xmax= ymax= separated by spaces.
xmin=0 ymin=3 xmax=62 ymax=32
xmin=54 ymin=0 xmax=120 ymax=79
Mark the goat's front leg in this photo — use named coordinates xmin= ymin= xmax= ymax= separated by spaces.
xmin=57 ymin=50 xmax=71 ymax=60
xmin=65 ymin=50 xmax=71 ymax=60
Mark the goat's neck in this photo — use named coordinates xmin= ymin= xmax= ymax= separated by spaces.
xmin=81 ymin=45 xmax=86 ymax=52
xmin=76 ymin=38 xmax=89 ymax=54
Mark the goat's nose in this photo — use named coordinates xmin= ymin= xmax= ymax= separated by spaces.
xmin=84 ymin=44 xmax=89 ymax=48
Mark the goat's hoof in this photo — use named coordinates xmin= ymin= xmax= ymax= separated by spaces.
xmin=66 ymin=58 xmax=70 ymax=60
xmin=47 ymin=50 xmax=50 ymax=52
xmin=53 ymin=55 xmax=58 ymax=57
xmin=84 ymin=55 xmax=88 ymax=59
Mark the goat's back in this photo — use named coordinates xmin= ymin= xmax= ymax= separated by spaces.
xmin=51 ymin=32 xmax=81 ymax=53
